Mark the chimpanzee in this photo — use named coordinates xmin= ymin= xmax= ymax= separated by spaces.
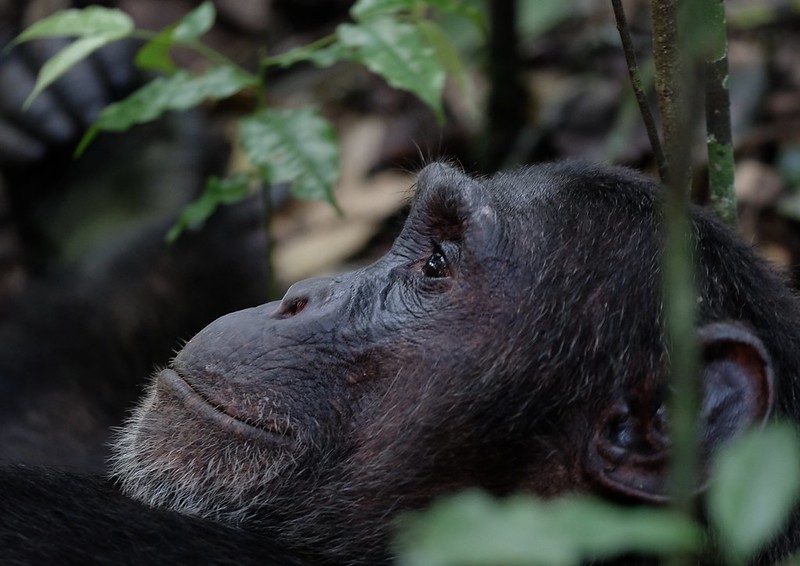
xmin=2 ymin=161 xmax=798 ymax=564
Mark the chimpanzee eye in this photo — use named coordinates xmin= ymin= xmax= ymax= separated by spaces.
xmin=422 ymin=250 xmax=449 ymax=278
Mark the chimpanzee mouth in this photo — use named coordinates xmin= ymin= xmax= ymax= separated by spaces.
xmin=158 ymin=368 xmax=294 ymax=445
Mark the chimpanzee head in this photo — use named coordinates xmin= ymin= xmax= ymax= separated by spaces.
xmin=111 ymin=162 xmax=799 ymax=562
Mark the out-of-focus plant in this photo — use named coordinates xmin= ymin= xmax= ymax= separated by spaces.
xmin=10 ymin=0 xmax=483 ymax=245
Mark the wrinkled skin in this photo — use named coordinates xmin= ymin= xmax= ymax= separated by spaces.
xmin=108 ymin=162 xmax=800 ymax=563
xmin=4 ymin=162 xmax=800 ymax=564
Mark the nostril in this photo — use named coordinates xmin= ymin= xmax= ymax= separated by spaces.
xmin=284 ymin=297 xmax=307 ymax=317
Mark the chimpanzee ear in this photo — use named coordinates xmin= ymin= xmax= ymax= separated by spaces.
xmin=585 ymin=322 xmax=774 ymax=503
xmin=695 ymin=322 xmax=774 ymax=454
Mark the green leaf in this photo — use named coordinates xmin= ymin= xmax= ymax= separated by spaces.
xmin=351 ymin=0 xmax=414 ymax=21
xmin=15 ymin=7 xmax=133 ymax=42
xmin=135 ymin=28 xmax=179 ymax=73
xmin=135 ymin=2 xmax=216 ymax=74
xmin=240 ymin=108 xmax=340 ymax=205
xmin=172 ymin=1 xmax=216 ymax=41
xmin=270 ymin=41 xmax=351 ymax=69
xmin=338 ymin=19 xmax=446 ymax=120
xmin=24 ymin=35 xmax=121 ymax=108
xmin=395 ymin=491 xmax=700 ymax=566
xmin=77 ymin=66 xmax=256 ymax=154
xmin=708 ymin=424 xmax=800 ymax=563
xmin=166 ymin=173 xmax=252 ymax=243
xmin=518 ymin=0 xmax=572 ymax=38
xmin=417 ymin=20 xmax=468 ymax=93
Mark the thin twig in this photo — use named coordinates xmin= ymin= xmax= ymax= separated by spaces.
xmin=611 ymin=0 xmax=668 ymax=182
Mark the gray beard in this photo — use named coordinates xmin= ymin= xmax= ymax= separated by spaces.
xmin=108 ymin=384 xmax=299 ymax=526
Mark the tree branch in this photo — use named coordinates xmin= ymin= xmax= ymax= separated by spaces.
xmin=611 ymin=0 xmax=668 ymax=182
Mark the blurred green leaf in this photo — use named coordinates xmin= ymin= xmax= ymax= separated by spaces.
xmin=351 ymin=0 xmax=486 ymax=36
xmin=351 ymin=0 xmax=414 ymax=21
xmin=135 ymin=2 xmax=216 ymax=74
xmin=395 ymin=490 xmax=700 ymax=566
xmin=518 ymin=0 xmax=572 ymax=38
xmin=271 ymin=41 xmax=351 ymax=69
xmin=708 ymin=424 xmax=800 ymax=563
xmin=24 ymin=35 xmax=124 ymax=108
xmin=338 ymin=19 xmax=446 ymax=120
xmin=15 ymin=6 xmax=134 ymax=108
xmin=172 ymin=1 xmax=215 ymax=41
xmin=240 ymin=108 xmax=340 ymax=205
xmin=135 ymin=28 xmax=179 ymax=73
xmin=166 ymin=173 xmax=252 ymax=243
xmin=417 ymin=20 xmax=468 ymax=93
xmin=14 ymin=6 xmax=133 ymax=42
xmin=77 ymin=66 xmax=256 ymax=154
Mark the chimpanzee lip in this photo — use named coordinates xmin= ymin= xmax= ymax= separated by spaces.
xmin=158 ymin=368 xmax=294 ymax=445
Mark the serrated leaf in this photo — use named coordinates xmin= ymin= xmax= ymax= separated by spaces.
xmin=395 ymin=491 xmax=700 ymax=566
xmin=172 ymin=1 xmax=215 ymax=42
xmin=240 ymin=108 xmax=340 ymax=205
xmin=708 ymin=424 xmax=800 ymax=563
xmin=351 ymin=0 xmax=414 ymax=21
xmin=15 ymin=7 xmax=133 ymax=42
xmin=24 ymin=35 xmax=121 ymax=108
xmin=338 ymin=19 xmax=446 ymax=120
xmin=166 ymin=173 xmax=252 ymax=242
xmin=77 ymin=66 xmax=256 ymax=154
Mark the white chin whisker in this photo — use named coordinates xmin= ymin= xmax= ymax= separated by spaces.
xmin=108 ymin=389 xmax=296 ymax=526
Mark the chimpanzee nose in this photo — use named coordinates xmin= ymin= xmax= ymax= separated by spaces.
xmin=278 ymin=276 xmax=336 ymax=317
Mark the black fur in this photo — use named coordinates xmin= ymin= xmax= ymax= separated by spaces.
xmin=3 ymin=162 xmax=799 ymax=564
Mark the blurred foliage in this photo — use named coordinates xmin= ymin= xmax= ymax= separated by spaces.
xmin=396 ymin=423 xmax=800 ymax=565
xmin=12 ymin=0 xmax=483 ymax=241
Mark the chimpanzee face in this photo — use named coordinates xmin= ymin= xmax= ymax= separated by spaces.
xmin=111 ymin=162 xmax=774 ymax=560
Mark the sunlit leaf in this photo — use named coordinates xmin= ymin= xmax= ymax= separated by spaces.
xmin=240 ymin=108 xmax=340 ymax=205
xmin=15 ymin=7 xmax=133 ymax=42
xmin=708 ymin=424 xmax=800 ymax=563
xmin=77 ymin=66 xmax=256 ymax=154
xmin=395 ymin=490 xmax=700 ymax=566
xmin=24 ymin=35 xmax=121 ymax=108
xmin=338 ymin=19 xmax=446 ymax=120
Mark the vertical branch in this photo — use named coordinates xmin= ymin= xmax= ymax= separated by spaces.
xmin=702 ymin=0 xmax=736 ymax=225
xmin=651 ymin=0 xmax=700 ymax=555
xmin=611 ymin=0 xmax=668 ymax=182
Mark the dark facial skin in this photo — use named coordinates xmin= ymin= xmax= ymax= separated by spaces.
xmin=93 ymin=163 xmax=800 ymax=563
